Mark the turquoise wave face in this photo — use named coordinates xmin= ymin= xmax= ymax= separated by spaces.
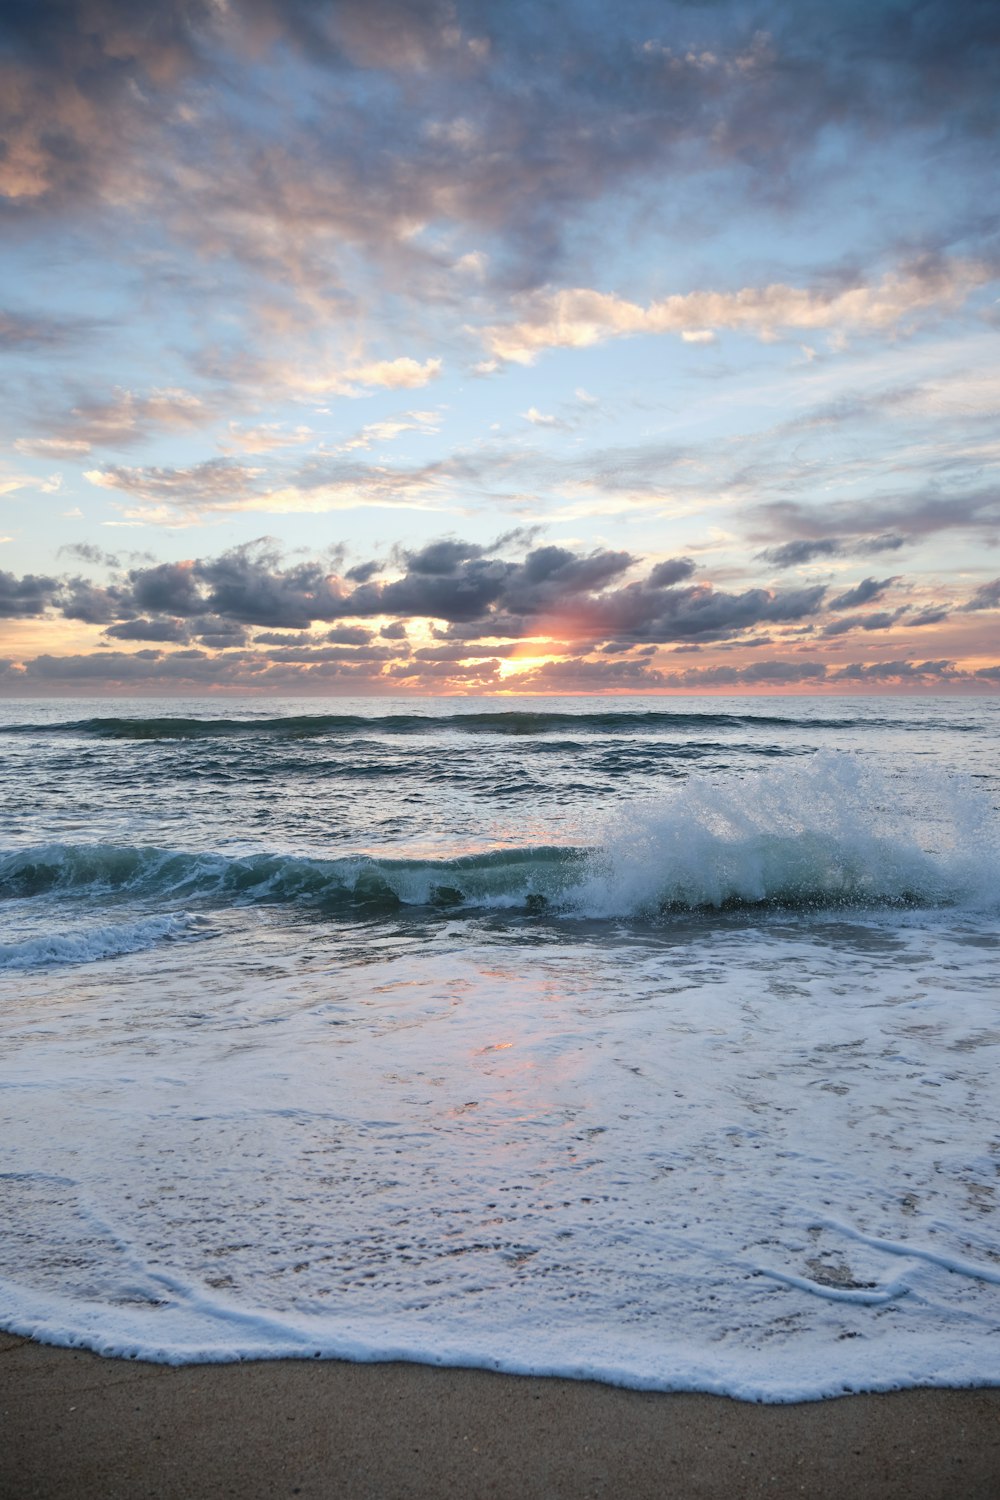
xmin=1 ymin=821 xmax=991 ymax=922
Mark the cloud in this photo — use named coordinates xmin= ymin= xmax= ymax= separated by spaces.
xmin=103 ymin=617 xmax=190 ymax=644
xmin=60 ymin=577 xmax=132 ymax=624
xmin=908 ymin=607 xmax=950 ymax=627
xmin=0 ymin=308 xmax=98 ymax=351
xmin=235 ymin=356 xmax=444 ymax=401
xmin=324 ymin=625 xmax=374 ymax=646
xmin=58 ymin=542 xmax=123 ymax=568
xmin=820 ymin=609 xmax=905 ymax=637
xmin=961 ymin=578 xmax=1000 ymax=611
xmin=656 ymin=659 xmax=830 ymax=688
xmin=222 ymin=424 xmax=314 ymax=455
xmin=0 ymin=569 xmax=60 ymax=616
xmin=831 ymin=658 xmax=959 ymax=682
xmin=828 ymin=576 xmax=898 ymax=610
xmin=128 ymin=561 xmax=201 ymax=615
xmin=347 ymin=357 xmax=442 ymax=390
xmin=4 ymin=0 xmax=997 ymax=315
xmin=753 ymin=481 xmax=1000 ymax=555
xmin=15 ymin=437 xmax=93 ymax=460
xmin=0 ymin=537 xmax=826 ymax=648
xmin=29 ymin=388 xmax=209 ymax=455
xmin=510 ymin=657 xmax=672 ymax=692
xmin=86 ymin=459 xmax=260 ymax=504
xmin=337 ymin=412 xmax=440 ymax=452
xmin=757 ymin=536 xmax=908 ymax=568
xmin=479 ymin=260 xmax=992 ymax=363
xmin=83 ymin=452 xmax=452 ymax=521
xmin=635 ymin=655 xmax=992 ymax=689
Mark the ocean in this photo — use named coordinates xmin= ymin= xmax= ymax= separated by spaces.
xmin=1 ymin=694 xmax=998 ymax=1402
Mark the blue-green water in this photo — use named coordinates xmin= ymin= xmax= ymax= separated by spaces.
xmin=0 ymin=695 xmax=998 ymax=1398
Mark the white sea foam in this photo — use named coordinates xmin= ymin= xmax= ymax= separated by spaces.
xmin=0 ymin=912 xmax=204 ymax=970
xmin=1 ymin=902 xmax=999 ymax=1399
xmin=569 ymin=753 xmax=998 ymax=917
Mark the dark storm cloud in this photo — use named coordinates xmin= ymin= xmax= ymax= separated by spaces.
xmin=21 ymin=650 xmax=193 ymax=683
xmin=757 ymin=536 xmax=907 ymax=568
xmin=335 ymin=537 xmax=593 ymax=627
xmin=361 ymin=546 xmax=826 ymax=644
xmin=648 ymin=558 xmax=697 ymax=588
xmin=908 ymin=607 xmax=950 ymax=627
xmin=0 ymin=569 xmax=60 ymax=616
xmin=13 ymin=648 xmax=389 ymax=691
xmin=961 ymin=578 xmax=1000 ymax=611
xmin=828 ymin=576 xmax=898 ymax=610
xmin=754 ymin=486 xmax=1000 ymax=556
xmin=193 ymin=544 xmax=346 ymax=629
xmin=830 ymin=658 xmax=959 ymax=682
xmin=6 ymin=642 xmax=993 ymax=695
xmin=0 ymin=538 xmax=831 ymax=651
xmin=252 ymin=631 xmax=313 ymax=646
xmin=413 ymin=642 xmax=521 ymax=661
xmin=189 ymin=618 xmax=250 ymax=649
xmin=59 ymin=577 xmax=133 ymax=624
xmin=103 ymin=617 xmax=191 ymax=644
xmin=324 ymin=625 xmax=374 ymax=645
xmin=820 ymin=610 xmax=905 ymax=637
xmin=658 ymin=659 xmax=830 ymax=688
xmin=344 ymin=560 xmax=383 ymax=584
xmin=344 ymin=560 xmax=512 ymax=625
xmin=518 ymin=657 xmax=670 ymax=691
xmin=643 ymin=655 xmax=986 ymax=689
xmin=128 ymin=562 xmax=202 ymax=616
xmin=260 ymin=644 xmax=399 ymax=664
xmin=552 ymin=578 xmax=827 ymax=644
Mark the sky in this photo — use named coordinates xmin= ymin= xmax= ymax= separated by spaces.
xmin=0 ymin=0 xmax=998 ymax=697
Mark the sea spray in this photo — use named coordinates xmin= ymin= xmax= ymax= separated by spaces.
xmin=0 ymin=754 xmax=994 ymax=929
xmin=568 ymin=753 xmax=999 ymax=917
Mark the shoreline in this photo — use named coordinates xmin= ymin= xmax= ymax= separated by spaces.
xmin=4 ymin=1332 xmax=999 ymax=1499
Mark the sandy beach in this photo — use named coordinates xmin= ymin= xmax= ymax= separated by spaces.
xmin=3 ymin=1331 xmax=998 ymax=1499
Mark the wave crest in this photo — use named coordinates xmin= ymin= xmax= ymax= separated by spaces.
xmin=0 ymin=757 xmax=993 ymax=923
xmin=0 ymin=913 xmax=205 ymax=970
xmin=2 ymin=708 xmax=904 ymax=740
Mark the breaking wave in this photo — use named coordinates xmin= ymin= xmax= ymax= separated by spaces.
xmin=0 ymin=913 xmax=206 ymax=971
xmin=1 ymin=758 xmax=993 ymax=924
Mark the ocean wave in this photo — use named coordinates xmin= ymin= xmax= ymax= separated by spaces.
xmin=0 ymin=708 xmax=919 ymax=741
xmin=1 ymin=759 xmax=994 ymax=919
xmin=0 ymin=913 xmax=207 ymax=970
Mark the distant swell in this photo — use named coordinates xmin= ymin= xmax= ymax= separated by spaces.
xmin=0 ymin=709 xmax=926 ymax=740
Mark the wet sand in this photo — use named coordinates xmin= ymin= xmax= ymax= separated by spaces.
xmin=3 ymin=1332 xmax=999 ymax=1498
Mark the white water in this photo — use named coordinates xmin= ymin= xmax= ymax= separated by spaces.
xmin=2 ymin=906 xmax=999 ymax=1396
xmin=0 ymin=912 xmax=205 ymax=970
xmin=1 ymin=724 xmax=998 ymax=1400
